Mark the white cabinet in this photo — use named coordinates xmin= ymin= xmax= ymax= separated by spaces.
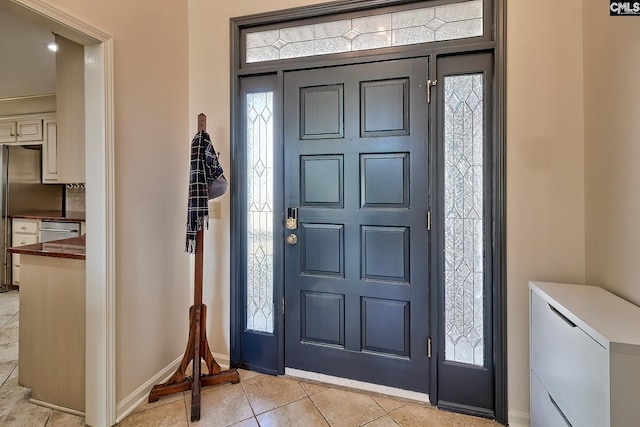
xmin=0 ymin=120 xmax=16 ymax=142
xmin=54 ymin=34 xmax=85 ymax=184
xmin=530 ymin=281 xmax=640 ymax=427
xmin=19 ymin=34 xmax=86 ymax=184
xmin=11 ymin=218 xmax=40 ymax=287
xmin=42 ymin=119 xmax=58 ymax=183
xmin=41 ymin=114 xmax=84 ymax=184
xmin=0 ymin=112 xmax=58 ymax=183
xmin=0 ymin=115 xmax=44 ymax=144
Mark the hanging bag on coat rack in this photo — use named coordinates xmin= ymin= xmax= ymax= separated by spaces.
xmin=205 ymin=133 xmax=228 ymax=200
xmin=208 ymin=160 xmax=227 ymax=200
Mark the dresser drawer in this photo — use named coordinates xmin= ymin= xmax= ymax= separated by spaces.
xmin=13 ymin=233 xmax=38 ymax=247
xmin=13 ymin=219 xmax=39 ymax=235
xmin=531 ymin=371 xmax=570 ymax=427
xmin=531 ymin=290 xmax=609 ymax=426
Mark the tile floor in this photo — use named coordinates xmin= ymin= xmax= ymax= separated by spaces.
xmin=0 ymin=290 xmax=502 ymax=427
xmin=122 ymin=369 xmax=501 ymax=427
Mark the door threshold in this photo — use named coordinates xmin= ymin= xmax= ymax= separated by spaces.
xmin=285 ymin=368 xmax=430 ymax=404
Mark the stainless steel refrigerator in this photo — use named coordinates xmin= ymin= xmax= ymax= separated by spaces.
xmin=1 ymin=145 xmax=64 ymax=292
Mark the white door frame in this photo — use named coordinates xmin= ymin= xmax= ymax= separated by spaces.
xmin=2 ymin=1 xmax=116 ymax=426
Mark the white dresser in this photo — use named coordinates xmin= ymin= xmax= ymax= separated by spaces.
xmin=529 ymin=281 xmax=640 ymax=427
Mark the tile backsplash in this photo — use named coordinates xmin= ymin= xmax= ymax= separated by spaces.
xmin=65 ymin=184 xmax=85 ymax=212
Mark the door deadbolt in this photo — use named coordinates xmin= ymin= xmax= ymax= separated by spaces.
xmin=286 ymin=207 xmax=298 ymax=230
xmin=286 ymin=234 xmax=298 ymax=245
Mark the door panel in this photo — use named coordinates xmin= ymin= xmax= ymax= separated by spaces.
xmin=284 ymin=58 xmax=430 ymax=392
xmin=360 ymin=153 xmax=409 ymax=209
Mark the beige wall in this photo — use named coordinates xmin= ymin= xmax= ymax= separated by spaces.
xmin=40 ymin=0 xmax=191 ymax=403
xmin=584 ymin=1 xmax=640 ymax=304
xmin=506 ymin=0 xmax=586 ymax=419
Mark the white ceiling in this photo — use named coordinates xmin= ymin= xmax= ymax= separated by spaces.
xmin=0 ymin=8 xmax=56 ymax=99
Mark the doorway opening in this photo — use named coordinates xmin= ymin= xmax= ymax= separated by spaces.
xmin=0 ymin=1 xmax=115 ymax=426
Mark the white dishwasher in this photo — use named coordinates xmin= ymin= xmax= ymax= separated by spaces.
xmin=39 ymin=221 xmax=81 ymax=243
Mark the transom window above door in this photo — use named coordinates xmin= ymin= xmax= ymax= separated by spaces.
xmin=243 ymin=0 xmax=483 ymax=64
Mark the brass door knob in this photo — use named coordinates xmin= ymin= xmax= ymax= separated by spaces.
xmin=286 ymin=234 xmax=298 ymax=245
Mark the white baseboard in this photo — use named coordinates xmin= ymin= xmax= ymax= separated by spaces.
xmin=115 ymin=355 xmax=182 ymax=423
xmin=29 ymin=398 xmax=85 ymax=418
xmin=508 ymin=410 xmax=530 ymax=427
xmin=285 ymin=368 xmax=430 ymax=404
xmin=115 ymin=352 xmax=230 ymax=423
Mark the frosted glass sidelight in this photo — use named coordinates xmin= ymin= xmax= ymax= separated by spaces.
xmin=443 ymin=73 xmax=484 ymax=366
xmin=246 ymin=91 xmax=275 ymax=333
xmin=245 ymin=0 xmax=483 ymax=63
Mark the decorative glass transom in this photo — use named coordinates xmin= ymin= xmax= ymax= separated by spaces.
xmin=245 ymin=0 xmax=483 ymax=63
xmin=246 ymin=91 xmax=275 ymax=333
xmin=443 ymin=73 xmax=485 ymax=366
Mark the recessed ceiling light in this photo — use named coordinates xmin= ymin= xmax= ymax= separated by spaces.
xmin=46 ymin=43 xmax=58 ymax=52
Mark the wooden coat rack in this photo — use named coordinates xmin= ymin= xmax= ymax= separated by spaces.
xmin=149 ymin=113 xmax=240 ymax=421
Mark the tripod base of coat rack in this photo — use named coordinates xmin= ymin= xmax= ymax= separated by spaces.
xmin=148 ymin=303 xmax=240 ymax=421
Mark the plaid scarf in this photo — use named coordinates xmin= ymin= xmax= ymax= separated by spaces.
xmin=185 ymin=131 xmax=223 ymax=253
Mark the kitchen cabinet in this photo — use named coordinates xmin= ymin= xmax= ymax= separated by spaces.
xmin=42 ymin=119 xmax=58 ymax=183
xmin=8 ymin=143 xmax=42 ymax=183
xmin=530 ymin=281 xmax=640 ymax=427
xmin=18 ymin=253 xmax=85 ymax=412
xmin=38 ymin=34 xmax=86 ymax=184
xmin=0 ymin=114 xmax=46 ymax=144
xmin=11 ymin=218 xmax=40 ymax=286
xmin=0 ymin=112 xmax=58 ymax=183
xmin=42 ymin=116 xmax=85 ymax=184
xmin=54 ymin=34 xmax=85 ymax=184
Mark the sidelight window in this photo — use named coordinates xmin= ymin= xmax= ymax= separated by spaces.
xmin=443 ymin=73 xmax=485 ymax=366
xmin=246 ymin=91 xmax=275 ymax=333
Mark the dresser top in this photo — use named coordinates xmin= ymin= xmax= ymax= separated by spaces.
xmin=530 ymin=281 xmax=640 ymax=353
xmin=8 ymin=235 xmax=85 ymax=260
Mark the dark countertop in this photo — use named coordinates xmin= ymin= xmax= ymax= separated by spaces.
xmin=8 ymin=235 xmax=86 ymax=260
xmin=10 ymin=211 xmax=86 ymax=222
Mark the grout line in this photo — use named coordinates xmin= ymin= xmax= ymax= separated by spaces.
xmin=242 ymin=375 xmax=311 ymax=418
xmin=43 ymin=408 xmax=53 ymax=427
xmin=453 ymin=412 xmax=474 ymax=426
xmin=231 ymin=415 xmax=258 ymax=427
xmin=0 ymin=363 xmax=18 ymax=389
xmin=182 ymin=391 xmax=189 ymax=425
xmin=305 ymin=385 xmax=331 ymax=426
xmin=360 ymin=412 xmax=400 ymax=427
xmin=0 ymin=311 xmax=18 ymax=329
xmin=240 ymin=374 xmax=259 ymax=420
xmin=369 ymin=395 xmax=389 ymax=417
